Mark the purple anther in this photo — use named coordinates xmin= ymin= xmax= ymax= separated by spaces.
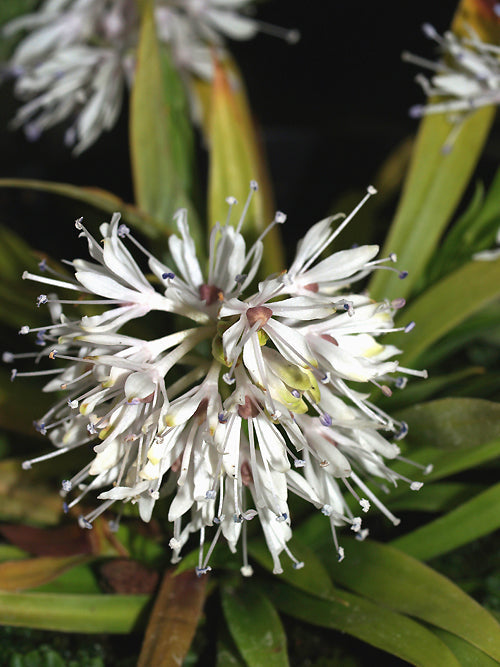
xmin=320 ymin=412 xmax=332 ymax=427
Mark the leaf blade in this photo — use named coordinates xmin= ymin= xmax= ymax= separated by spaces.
xmin=222 ymin=582 xmax=289 ymax=667
xmin=0 ymin=592 xmax=150 ymax=633
xmin=391 ymin=482 xmax=500 ymax=560
xmin=0 ymin=178 xmax=168 ymax=237
xmin=267 ymin=580 xmax=460 ymax=667
xmin=138 ymin=569 xmax=207 ymax=667
xmin=321 ymin=538 xmax=500 ymax=661
xmin=389 ymin=257 xmax=500 ymax=366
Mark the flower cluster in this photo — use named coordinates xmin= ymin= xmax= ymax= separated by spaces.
xmin=7 ymin=185 xmax=429 ymax=575
xmin=403 ymin=23 xmax=500 ymax=151
xmin=2 ymin=0 xmax=298 ymax=154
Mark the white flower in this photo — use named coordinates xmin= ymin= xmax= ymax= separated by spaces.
xmin=3 ymin=0 xmax=298 ymax=152
xmin=8 ymin=184 xmax=430 ymax=574
xmin=403 ymin=23 xmax=500 ymax=151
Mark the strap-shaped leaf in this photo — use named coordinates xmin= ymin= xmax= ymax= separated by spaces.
xmin=130 ymin=1 xmax=199 ymax=243
xmin=388 ymin=257 xmax=500 ymax=366
xmin=221 ymin=582 xmax=289 ymax=667
xmin=206 ymin=57 xmax=283 ymax=276
xmin=397 ymin=398 xmax=500 ymax=452
xmin=433 ymin=628 xmax=500 ymax=667
xmin=0 ymin=179 xmax=167 ymax=237
xmin=248 ymin=537 xmax=336 ymax=599
xmin=391 ymin=482 xmax=500 ymax=560
xmin=389 ymin=482 xmax=484 ymax=513
xmin=138 ymin=570 xmax=207 ymax=667
xmin=321 ymin=538 xmax=500 ymax=662
xmin=0 ymin=591 xmax=150 ymax=633
xmin=0 ymin=555 xmax=91 ymax=592
xmin=267 ymin=580 xmax=460 ymax=667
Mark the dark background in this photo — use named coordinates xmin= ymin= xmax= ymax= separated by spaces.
xmin=0 ymin=0 xmax=493 ymax=256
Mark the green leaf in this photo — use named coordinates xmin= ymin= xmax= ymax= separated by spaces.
xmin=391 ymin=482 xmax=500 ymax=560
xmin=426 ymin=172 xmax=500 ymax=286
xmin=416 ymin=303 xmax=500 ymax=367
xmin=30 ymin=562 xmax=101 ymax=595
xmin=388 ymin=257 xmax=500 ymax=366
xmin=206 ymin=58 xmax=283 ymax=276
xmin=377 ymin=367 xmax=485 ymax=412
xmin=216 ymin=639 xmax=246 ymax=667
xmin=320 ymin=538 xmax=500 ymax=661
xmin=389 ymin=482 xmax=484 ymax=513
xmin=0 ymin=224 xmax=52 ymax=328
xmin=267 ymin=580 xmax=460 ymax=667
xmin=410 ymin=437 xmax=500 ymax=484
xmin=221 ymin=582 xmax=289 ymax=667
xmin=0 ymin=179 xmax=167 ymax=238
xmin=433 ymin=627 xmax=500 ymax=666
xmin=248 ymin=536 xmax=336 ymax=599
xmin=397 ymin=398 xmax=500 ymax=452
xmin=0 ymin=545 xmax=27 ymax=562
xmin=0 ymin=592 xmax=150 ymax=633
xmin=158 ymin=44 xmax=196 ymax=204
xmin=130 ymin=2 xmax=200 ymax=244
xmin=369 ymin=106 xmax=495 ymax=302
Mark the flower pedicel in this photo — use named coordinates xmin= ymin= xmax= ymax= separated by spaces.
xmin=6 ymin=185 xmax=430 ymax=575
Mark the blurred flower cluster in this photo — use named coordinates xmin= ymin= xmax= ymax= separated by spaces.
xmin=3 ymin=0 xmax=297 ymax=152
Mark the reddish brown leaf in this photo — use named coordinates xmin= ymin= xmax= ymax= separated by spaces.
xmin=0 ymin=555 xmax=90 ymax=592
xmin=138 ymin=569 xmax=207 ymax=667
xmin=0 ymin=523 xmax=92 ymax=557
xmin=99 ymin=558 xmax=159 ymax=594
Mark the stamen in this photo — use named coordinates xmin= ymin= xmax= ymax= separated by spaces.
xmin=22 ymin=446 xmax=71 ymax=469
xmin=349 ymin=471 xmax=401 ymax=526
xmin=301 ymin=186 xmax=377 ymax=273
xmin=236 ymin=181 xmax=259 ymax=234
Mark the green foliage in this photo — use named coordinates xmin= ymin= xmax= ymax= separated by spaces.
xmin=249 ymin=538 xmax=336 ymax=599
xmin=221 ymin=582 xmax=289 ymax=667
xmin=0 ymin=180 xmax=168 ymax=239
xmin=425 ymin=170 xmax=500 ymax=286
xmin=388 ymin=257 xmax=500 ymax=367
xmin=268 ymin=579 xmax=461 ymax=666
xmin=391 ymin=482 xmax=500 ymax=561
xmin=130 ymin=0 xmax=202 ymax=247
xmin=369 ymin=107 xmax=496 ymax=301
xmin=318 ymin=539 xmax=500 ymax=662
xmin=0 ymin=592 xmax=150 ymax=634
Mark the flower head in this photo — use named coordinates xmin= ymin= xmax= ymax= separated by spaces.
xmin=3 ymin=0 xmax=298 ymax=152
xmin=8 ymin=184 xmax=430 ymax=574
xmin=403 ymin=23 xmax=500 ymax=151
